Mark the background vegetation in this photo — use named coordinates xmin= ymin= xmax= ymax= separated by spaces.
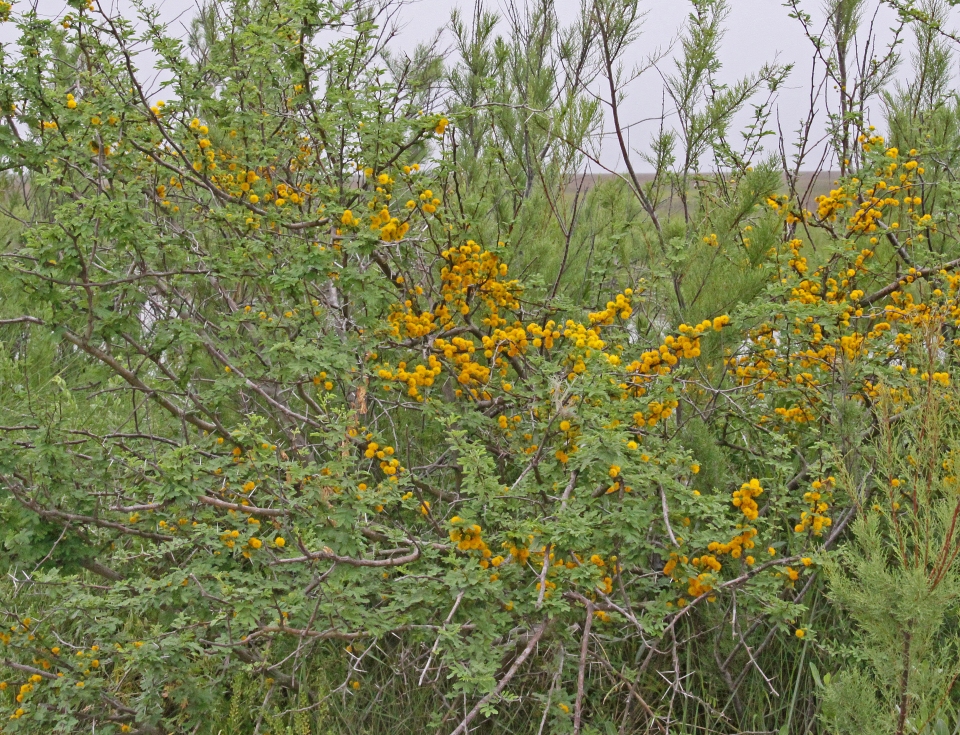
xmin=3 ymin=0 xmax=960 ymax=733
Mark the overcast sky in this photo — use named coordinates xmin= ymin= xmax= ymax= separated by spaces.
xmin=11 ymin=0 xmax=960 ymax=170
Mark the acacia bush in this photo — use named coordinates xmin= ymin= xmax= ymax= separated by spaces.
xmin=3 ymin=0 xmax=960 ymax=733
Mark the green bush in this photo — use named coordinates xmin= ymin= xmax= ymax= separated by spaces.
xmin=2 ymin=0 xmax=960 ymax=733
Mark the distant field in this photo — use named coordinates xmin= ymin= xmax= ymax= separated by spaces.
xmin=571 ymin=170 xmax=841 ymax=203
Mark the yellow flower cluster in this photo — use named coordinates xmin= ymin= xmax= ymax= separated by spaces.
xmin=369 ymin=205 xmax=409 ymax=242
xmin=418 ymin=188 xmax=441 ymax=214
xmin=449 ymin=519 xmax=492 ymax=562
xmin=588 ymin=290 xmax=633 ymax=325
xmin=363 ymin=440 xmax=396 ymax=460
xmin=691 ymin=554 xmax=722 ymax=572
xmin=662 ymin=552 xmax=688 ymax=576
xmin=361 ymin=436 xmax=404 ymax=480
xmin=787 ymin=238 xmax=808 ymax=274
xmin=625 ymin=317 xmax=730 ymax=396
xmin=707 ymin=528 xmax=757 ymax=559
xmin=843 ymin=143 xmax=926 ymax=237
xmin=774 ymin=406 xmax=815 ymax=424
xmin=796 ymin=479 xmax=832 ymax=536
xmin=848 ymin=198 xmax=889 ymax=234
xmin=377 ymin=357 xmax=442 ymax=399
xmin=732 ymin=479 xmax=762 ymax=521
xmin=633 ymin=399 xmax=679 ymax=427
xmin=435 ymin=340 xmax=491 ymax=392
xmin=504 ymin=542 xmax=531 ymax=566
xmin=481 ymin=324 xmax=531 ymax=359
xmin=928 ymin=371 xmax=950 ymax=387
xmin=687 ymin=572 xmax=715 ymax=598
xmin=789 ymin=279 xmax=822 ymax=305
xmin=272 ymin=181 xmax=307 ymax=206
xmin=559 ymin=320 xmax=613 ymax=378
xmin=815 ymin=186 xmax=852 ymax=221
xmin=379 ymin=216 xmax=410 ymax=241
xmin=835 ymin=333 xmax=863 ymax=362
xmin=439 ymin=241 xmax=519 ymax=321
xmin=388 ymin=301 xmax=437 ymax=339
xmin=663 ymin=554 xmax=720 ymax=602
xmin=219 ymin=166 xmax=262 ymax=199
xmin=525 ymin=321 xmax=562 ymax=349
xmin=857 ymin=132 xmax=886 ymax=152
xmin=623 ymin=349 xmax=673 ymax=393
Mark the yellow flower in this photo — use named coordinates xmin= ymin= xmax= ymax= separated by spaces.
xmin=795 ymin=628 xmax=805 ymax=638
xmin=275 ymin=537 xmax=285 ymax=548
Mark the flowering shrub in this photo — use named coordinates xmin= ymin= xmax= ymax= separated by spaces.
xmin=2 ymin=0 xmax=960 ymax=733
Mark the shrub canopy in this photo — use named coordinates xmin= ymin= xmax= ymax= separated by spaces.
xmin=4 ymin=0 xmax=960 ymax=733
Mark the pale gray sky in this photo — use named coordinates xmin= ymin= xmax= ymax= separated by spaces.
xmin=11 ymin=0 xmax=959 ymax=170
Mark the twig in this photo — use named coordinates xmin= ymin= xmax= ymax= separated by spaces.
xmin=660 ymin=485 xmax=680 ymax=547
xmin=536 ymin=544 xmax=553 ymax=609
xmin=446 ymin=620 xmax=549 ymax=735
xmin=574 ymin=603 xmax=593 ymax=735
xmin=419 ymin=590 xmax=465 ymax=685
